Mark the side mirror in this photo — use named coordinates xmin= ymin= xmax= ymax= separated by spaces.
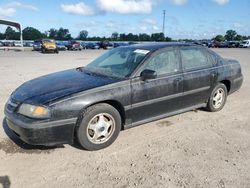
xmin=140 ymin=69 xmax=157 ymax=81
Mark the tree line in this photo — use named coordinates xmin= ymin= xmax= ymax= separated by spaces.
xmin=0 ymin=26 xmax=170 ymax=41
xmin=0 ymin=26 xmax=249 ymax=42
xmin=214 ymin=30 xmax=250 ymax=42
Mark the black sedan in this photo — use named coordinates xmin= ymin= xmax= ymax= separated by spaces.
xmin=4 ymin=43 xmax=243 ymax=150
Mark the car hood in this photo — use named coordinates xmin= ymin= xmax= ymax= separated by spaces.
xmin=44 ymin=42 xmax=55 ymax=46
xmin=11 ymin=69 xmax=119 ymax=104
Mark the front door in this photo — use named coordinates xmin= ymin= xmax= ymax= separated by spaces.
xmin=129 ymin=48 xmax=183 ymax=125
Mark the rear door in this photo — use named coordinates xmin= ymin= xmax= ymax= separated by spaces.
xmin=179 ymin=47 xmax=216 ymax=108
xmin=129 ymin=48 xmax=183 ymax=124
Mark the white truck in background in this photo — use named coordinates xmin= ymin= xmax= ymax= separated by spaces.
xmin=240 ymin=39 xmax=250 ymax=48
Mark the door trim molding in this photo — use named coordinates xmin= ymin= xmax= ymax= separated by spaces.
xmin=125 ymin=86 xmax=210 ymax=110
xmin=124 ymin=103 xmax=207 ymax=129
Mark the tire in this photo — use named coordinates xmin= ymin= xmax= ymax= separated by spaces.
xmin=77 ymin=103 xmax=121 ymax=150
xmin=207 ymin=83 xmax=227 ymax=112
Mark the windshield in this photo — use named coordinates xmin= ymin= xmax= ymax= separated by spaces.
xmin=43 ymin=39 xmax=54 ymax=43
xmin=84 ymin=47 xmax=150 ymax=78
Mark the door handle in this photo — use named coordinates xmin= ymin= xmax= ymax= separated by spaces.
xmin=174 ymin=78 xmax=182 ymax=83
xmin=211 ymin=71 xmax=217 ymax=78
xmin=174 ymin=78 xmax=182 ymax=89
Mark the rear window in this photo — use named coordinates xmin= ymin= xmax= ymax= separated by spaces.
xmin=180 ymin=48 xmax=212 ymax=70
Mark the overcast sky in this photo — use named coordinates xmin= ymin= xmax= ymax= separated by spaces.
xmin=0 ymin=0 xmax=249 ymax=39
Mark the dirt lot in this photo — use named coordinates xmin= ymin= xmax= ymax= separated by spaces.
xmin=0 ymin=49 xmax=249 ymax=188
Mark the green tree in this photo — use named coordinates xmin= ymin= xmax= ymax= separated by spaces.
xmin=241 ymin=35 xmax=248 ymax=40
xmin=138 ymin=33 xmax=151 ymax=41
xmin=22 ymin=27 xmax=45 ymax=40
xmin=234 ymin=34 xmax=243 ymax=41
xmin=224 ymin=30 xmax=237 ymax=41
xmin=5 ymin=26 xmax=20 ymax=40
xmin=214 ymin=35 xmax=225 ymax=42
xmin=0 ymin=32 xmax=5 ymax=40
xmin=119 ymin=33 xmax=126 ymax=41
xmin=111 ymin=32 xmax=118 ymax=41
xmin=48 ymin=28 xmax=57 ymax=39
xmin=165 ymin=37 xmax=172 ymax=42
xmin=151 ymin=32 xmax=165 ymax=41
xmin=57 ymin=27 xmax=71 ymax=40
xmin=78 ymin=30 xmax=88 ymax=40
xmin=127 ymin=33 xmax=135 ymax=41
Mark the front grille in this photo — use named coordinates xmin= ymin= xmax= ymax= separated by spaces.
xmin=6 ymin=98 xmax=20 ymax=112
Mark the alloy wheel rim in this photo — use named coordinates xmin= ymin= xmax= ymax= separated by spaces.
xmin=87 ymin=113 xmax=115 ymax=144
xmin=212 ymin=88 xmax=225 ymax=109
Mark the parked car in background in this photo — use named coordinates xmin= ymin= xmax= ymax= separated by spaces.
xmin=200 ymin=40 xmax=212 ymax=47
xmin=4 ymin=43 xmax=243 ymax=150
xmin=208 ymin=41 xmax=220 ymax=48
xmin=239 ymin=40 xmax=250 ymax=48
xmin=191 ymin=40 xmax=204 ymax=46
xmin=33 ymin=40 xmax=42 ymax=51
xmin=98 ymin=41 xmax=109 ymax=49
xmin=0 ymin=41 xmax=3 ymax=47
xmin=56 ymin=42 xmax=66 ymax=51
xmin=65 ymin=41 xmax=82 ymax=50
xmin=106 ymin=42 xmax=114 ymax=49
xmin=98 ymin=41 xmax=113 ymax=49
xmin=14 ymin=41 xmax=22 ymax=47
xmin=80 ymin=42 xmax=87 ymax=49
xmin=219 ymin=41 xmax=241 ymax=48
xmin=219 ymin=41 xmax=230 ymax=48
xmin=41 ymin=39 xmax=58 ymax=53
xmin=2 ymin=41 xmax=14 ymax=47
xmin=114 ymin=42 xmax=129 ymax=48
xmin=86 ymin=42 xmax=100 ymax=49
xmin=24 ymin=42 xmax=33 ymax=47
xmin=228 ymin=41 xmax=240 ymax=48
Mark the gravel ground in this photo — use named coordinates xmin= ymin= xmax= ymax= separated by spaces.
xmin=0 ymin=49 xmax=249 ymax=188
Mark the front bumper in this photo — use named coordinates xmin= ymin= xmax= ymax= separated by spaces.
xmin=45 ymin=48 xmax=56 ymax=51
xmin=4 ymin=107 xmax=77 ymax=146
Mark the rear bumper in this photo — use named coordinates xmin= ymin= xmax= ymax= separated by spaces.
xmin=229 ymin=75 xmax=243 ymax=94
xmin=4 ymin=108 xmax=77 ymax=146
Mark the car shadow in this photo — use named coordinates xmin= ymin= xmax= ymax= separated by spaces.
xmin=0 ymin=176 xmax=11 ymax=188
xmin=197 ymin=107 xmax=208 ymax=112
xmin=70 ymin=140 xmax=87 ymax=150
xmin=1 ymin=118 xmax=64 ymax=154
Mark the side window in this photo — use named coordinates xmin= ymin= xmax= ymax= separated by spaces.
xmin=180 ymin=48 xmax=212 ymax=70
xmin=207 ymin=52 xmax=217 ymax=65
xmin=142 ymin=49 xmax=180 ymax=75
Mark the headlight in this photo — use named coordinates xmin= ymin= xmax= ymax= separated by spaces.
xmin=18 ymin=104 xmax=50 ymax=119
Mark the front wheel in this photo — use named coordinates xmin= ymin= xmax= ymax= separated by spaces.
xmin=207 ymin=83 xmax=227 ymax=112
xmin=77 ymin=103 xmax=121 ymax=150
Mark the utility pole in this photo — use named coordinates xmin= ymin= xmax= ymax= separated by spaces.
xmin=162 ymin=10 xmax=166 ymax=36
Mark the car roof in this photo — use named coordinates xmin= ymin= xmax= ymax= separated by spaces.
xmin=127 ymin=42 xmax=203 ymax=51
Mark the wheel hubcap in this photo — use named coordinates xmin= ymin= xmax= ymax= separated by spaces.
xmin=87 ymin=113 xmax=115 ymax=144
xmin=212 ymin=88 xmax=225 ymax=109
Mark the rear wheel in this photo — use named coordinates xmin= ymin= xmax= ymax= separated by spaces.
xmin=77 ymin=103 xmax=121 ymax=150
xmin=207 ymin=83 xmax=227 ymax=112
